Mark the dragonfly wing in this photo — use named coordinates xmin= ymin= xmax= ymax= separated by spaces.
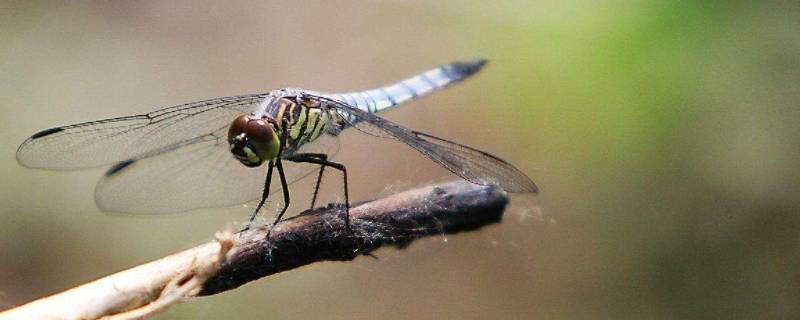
xmin=316 ymin=95 xmax=538 ymax=193
xmin=95 ymin=128 xmax=340 ymax=214
xmin=16 ymin=93 xmax=269 ymax=170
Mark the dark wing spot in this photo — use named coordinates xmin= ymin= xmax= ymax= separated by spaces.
xmin=30 ymin=127 xmax=64 ymax=139
xmin=106 ymin=159 xmax=135 ymax=177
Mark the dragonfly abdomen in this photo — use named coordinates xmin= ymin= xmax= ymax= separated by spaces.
xmin=327 ymin=59 xmax=487 ymax=114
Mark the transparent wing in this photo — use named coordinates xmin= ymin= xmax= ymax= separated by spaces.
xmin=95 ymin=130 xmax=340 ymax=214
xmin=16 ymin=93 xmax=270 ymax=170
xmin=314 ymin=94 xmax=538 ymax=193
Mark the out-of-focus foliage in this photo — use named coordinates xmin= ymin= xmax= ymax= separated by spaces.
xmin=1 ymin=1 xmax=798 ymax=319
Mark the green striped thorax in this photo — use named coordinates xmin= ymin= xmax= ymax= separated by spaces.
xmin=227 ymin=114 xmax=280 ymax=167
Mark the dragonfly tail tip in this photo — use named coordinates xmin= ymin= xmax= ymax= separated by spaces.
xmin=448 ymin=59 xmax=488 ymax=79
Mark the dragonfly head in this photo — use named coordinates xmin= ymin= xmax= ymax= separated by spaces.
xmin=228 ymin=115 xmax=280 ymax=167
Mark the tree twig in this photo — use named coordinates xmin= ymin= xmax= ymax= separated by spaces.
xmin=0 ymin=181 xmax=509 ymax=320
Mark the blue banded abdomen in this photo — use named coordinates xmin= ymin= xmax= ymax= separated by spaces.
xmin=325 ymin=59 xmax=487 ymax=114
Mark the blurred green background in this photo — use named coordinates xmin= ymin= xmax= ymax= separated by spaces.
xmin=2 ymin=1 xmax=799 ymax=319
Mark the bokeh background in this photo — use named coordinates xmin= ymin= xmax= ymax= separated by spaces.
xmin=2 ymin=1 xmax=799 ymax=319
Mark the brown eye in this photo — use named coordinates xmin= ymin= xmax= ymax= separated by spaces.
xmin=228 ymin=115 xmax=249 ymax=143
xmin=245 ymin=119 xmax=274 ymax=144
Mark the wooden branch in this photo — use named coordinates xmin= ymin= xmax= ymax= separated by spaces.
xmin=0 ymin=181 xmax=508 ymax=320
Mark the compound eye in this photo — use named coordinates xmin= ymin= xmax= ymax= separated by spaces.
xmin=245 ymin=119 xmax=274 ymax=144
xmin=228 ymin=115 xmax=249 ymax=143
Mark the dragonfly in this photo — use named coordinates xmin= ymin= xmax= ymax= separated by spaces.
xmin=16 ymin=59 xmax=538 ymax=233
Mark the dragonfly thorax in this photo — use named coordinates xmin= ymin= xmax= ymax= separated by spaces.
xmin=227 ymin=114 xmax=280 ymax=167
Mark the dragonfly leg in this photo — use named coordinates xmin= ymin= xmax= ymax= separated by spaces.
xmin=266 ymin=157 xmax=291 ymax=239
xmin=242 ymin=160 xmax=274 ymax=232
xmin=286 ymin=153 xmax=351 ymax=233
xmin=311 ymin=163 xmax=325 ymax=209
xmin=266 ymin=117 xmax=291 ymax=240
xmin=292 ymin=152 xmax=329 ymax=209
